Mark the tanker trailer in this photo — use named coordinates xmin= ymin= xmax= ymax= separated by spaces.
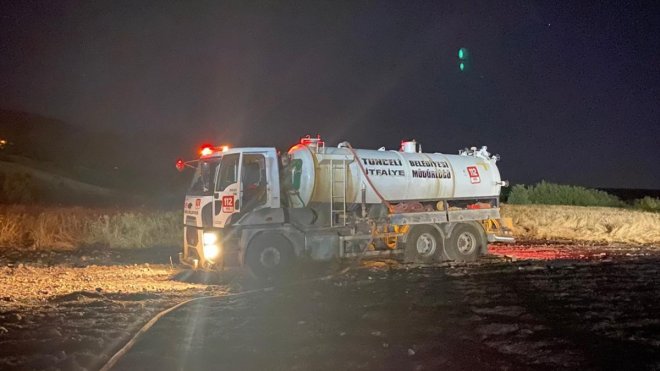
xmin=179 ymin=135 xmax=514 ymax=278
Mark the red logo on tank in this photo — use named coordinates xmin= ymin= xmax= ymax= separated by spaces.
xmin=467 ymin=166 xmax=481 ymax=184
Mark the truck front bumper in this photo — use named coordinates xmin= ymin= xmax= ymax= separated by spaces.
xmin=181 ymin=225 xmax=206 ymax=268
xmin=181 ymin=226 xmax=239 ymax=270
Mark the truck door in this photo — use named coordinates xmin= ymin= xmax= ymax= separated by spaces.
xmin=213 ymin=152 xmax=269 ymax=227
xmin=214 ymin=153 xmax=241 ymax=227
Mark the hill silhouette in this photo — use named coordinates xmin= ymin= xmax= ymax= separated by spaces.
xmin=2 ymin=109 xmax=657 ymax=207
xmin=0 ymin=110 xmax=186 ymax=206
xmin=0 ymin=110 xmax=127 ymax=184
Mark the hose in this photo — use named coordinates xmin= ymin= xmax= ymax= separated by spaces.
xmin=343 ymin=143 xmax=394 ymax=213
xmin=99 ymin=267 xmax=351 ymax=371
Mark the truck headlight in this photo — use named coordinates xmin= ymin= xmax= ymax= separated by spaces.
xmin=203 ymin=232 xmax=218 ymax=245
xmin=203 ymin=243 xmax=221 ymax=261
xmin=202 ymin=232 xmax=221 ymax=261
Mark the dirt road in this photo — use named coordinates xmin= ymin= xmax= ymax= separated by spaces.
xmin=112 ymin=247 xmax=660 ymax=371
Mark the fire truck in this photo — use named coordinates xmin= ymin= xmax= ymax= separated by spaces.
xmin=178 ymin=135 xmax=513 ymax=278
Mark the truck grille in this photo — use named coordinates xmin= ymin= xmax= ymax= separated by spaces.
xmin=185 ymin=226 xmax=198 ymax=246
xmin=185 ymin=216 xmax=196 ymax=225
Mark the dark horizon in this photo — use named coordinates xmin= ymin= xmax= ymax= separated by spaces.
xmin=1 ymin=1 xmax=659 ymax=190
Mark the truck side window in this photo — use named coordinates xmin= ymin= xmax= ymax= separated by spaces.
xmin=216 ymin=153 xmax=239 ymax=192
xmin=242 ymin=154 xmax=267 ymax=210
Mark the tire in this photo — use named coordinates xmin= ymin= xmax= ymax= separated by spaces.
xmin=444 ymin=223 xmax=485 ymax=262
xmin=245 ymin=232 xmax=295 ymax=280
xmin=403 ymin=226 xmax=442 ymax=264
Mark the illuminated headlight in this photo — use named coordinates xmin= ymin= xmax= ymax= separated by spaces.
xmin=202 ymin=232 xmax=221 ymax=261
xmin=203 ymin=232 xmax=218 ymax=245
xmin=203 ymin=243 xmax=221 ymax=261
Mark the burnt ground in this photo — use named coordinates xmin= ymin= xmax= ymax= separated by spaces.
xmin=1 ymin=243 xmax=659 ymax=370
xmin=114 ymin=244 xmax=660 ymax=371
xmin=0 ymin=246 xmax=232 ymax=370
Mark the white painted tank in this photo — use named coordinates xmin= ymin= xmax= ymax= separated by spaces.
xmin=287 ymin=138 xmax=504 ymax=206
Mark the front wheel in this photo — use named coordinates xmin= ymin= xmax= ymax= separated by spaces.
xmin=245 ymin=232 xmax=295 ymax=280
xmin=444 ymin=223 xmax=486 ymax=262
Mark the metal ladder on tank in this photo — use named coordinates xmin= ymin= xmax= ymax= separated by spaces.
xmin=329 ymin=158 xmax=347 ymax=227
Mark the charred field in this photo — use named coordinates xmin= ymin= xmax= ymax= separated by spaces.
xmin=1 ymin=242 xmax=659 ymax=370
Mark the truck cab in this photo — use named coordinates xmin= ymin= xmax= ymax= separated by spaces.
xmin=181 ymin=147 xmax=281 ymax=270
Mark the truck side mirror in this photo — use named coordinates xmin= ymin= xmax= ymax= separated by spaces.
xmin=175 ymin=159 xmax=185 ymax=172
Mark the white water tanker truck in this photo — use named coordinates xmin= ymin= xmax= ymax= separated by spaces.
xmin=178 ymin=135 xmax=514 ymax=278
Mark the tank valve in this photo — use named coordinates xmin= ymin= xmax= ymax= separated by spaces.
xmin=400 ymin=140 xmax=419 ymax=153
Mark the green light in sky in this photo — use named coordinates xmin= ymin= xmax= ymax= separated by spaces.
xmin=458 ymin=47 xmax=468 ymax=60
xmin=459 ymin=62 xmax=465 ymax=71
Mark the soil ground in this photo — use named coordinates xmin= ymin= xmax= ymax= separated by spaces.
xmin=1 ymin=243 xmax=659 ymax=370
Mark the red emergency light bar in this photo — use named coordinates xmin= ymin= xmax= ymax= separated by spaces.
xmin=199 ymin=144 xmax=214 ymax=156
xmin=175 ymin=144 xmax=229 ymax=172
xmin=199 ymin=144 xmax=230 ymax=157
xmin=300 ymin=134 xmax=324 ymax=147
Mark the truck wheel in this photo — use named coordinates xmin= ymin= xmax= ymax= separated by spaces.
xmin=444 ymin=223 xmax=485 ymax=262
xmin=404 ymin=226 xmax=441 ymax=264
xmin=246 ymin=232 xmax=294 ymax=280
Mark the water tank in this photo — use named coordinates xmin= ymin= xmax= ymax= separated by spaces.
xmin=287 ymin=139 xmax=502 ymax=207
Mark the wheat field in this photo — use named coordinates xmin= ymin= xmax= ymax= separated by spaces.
xmin=1 ymin=205 xmax=658 ymax=250
xmin=501 ymin=204 xmax=660 ymax=245
xmin=0 ymin=205 xmax=181 ymax=250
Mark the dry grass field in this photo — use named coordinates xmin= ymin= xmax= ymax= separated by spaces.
xmin=501 ymin=204 xmax=660 ymax=245
xmin=1 ymin=204 xmax=658 ymax=251
xmin=0 ymin=206 xmax=181 ymax=250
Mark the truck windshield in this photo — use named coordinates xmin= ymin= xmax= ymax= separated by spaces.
xmin=188 ymin=159 xmax=220 ymax=196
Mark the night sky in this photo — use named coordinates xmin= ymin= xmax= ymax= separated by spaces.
xmin=1 ymin=1 xmax=659 ymax=189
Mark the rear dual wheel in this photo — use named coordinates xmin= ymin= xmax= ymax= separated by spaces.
xmin=404 ymin=226 xmax=442 ymax=263
xmin=443 ymin=222 xmax=486 ymax=262
xmin=404 ymin=223 xmax=486 ymax=263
